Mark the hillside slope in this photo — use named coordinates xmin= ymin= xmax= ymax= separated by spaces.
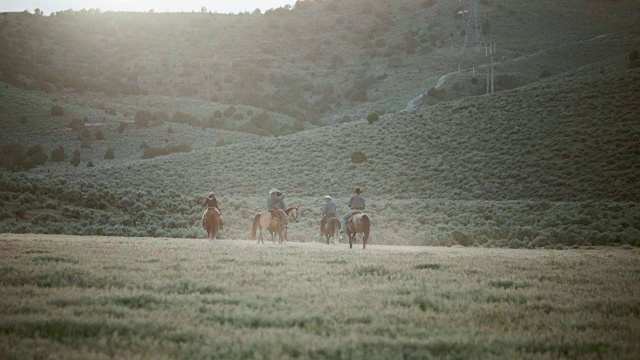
xmin=1 ymin=0 xmax=638 ymax=124
xmin=2 ymin=66 xmax=638 ymax=246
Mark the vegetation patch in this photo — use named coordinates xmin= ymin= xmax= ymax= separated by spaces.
xmin=158 ymin=280 xmax=224 ymax=295
xmin=488 ymin=280 xmax=530 ymax=290
xmin=414 ymin=263 xmax=442 ymax=270
xmin=109 ymin=295 xmax=164 ymax=310
xmin=355 ymin=265 xmax=390 ymax=277
xmin=32 ymin=256 xmax=77 ymax=264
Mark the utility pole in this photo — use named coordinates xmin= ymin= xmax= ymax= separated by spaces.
xmin=463 ymin=0 xmax=484 ymax=52
xmin=486 ymin=41 xmax=495 ymax=94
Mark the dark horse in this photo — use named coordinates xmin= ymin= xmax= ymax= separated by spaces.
xmin=250 ymin=210 xmax=287 ymax=244
xmin=346 ymin=213 xmax=371 ymax=249
xmin=285 ymin=206 xmax=300 ymax=222
xmin=322 ymin=216 xmax=341 ymax=245
xmin=202 ymin=208 xmax=222 ymax=241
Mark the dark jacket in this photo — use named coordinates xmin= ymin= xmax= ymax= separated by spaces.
xmin=204 ymin=197 xmax=221 ymax=211
xmin=323 ymin=201 xmax=337 ymax=216
xmin=348 ymin=194 xmax=365 ymax=210
xmin=267 ymin=193 xmax=286 ymax=210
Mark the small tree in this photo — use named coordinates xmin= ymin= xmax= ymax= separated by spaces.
xmin=167 ymin=126 xmax=174 ymax=134
xmin=117 ymin=122 xmax=127 ymax=133
xmin=70 ymin=149 xmax=80 ymax=167
xmin=104 ymin=148 xmax=115 ymax=160
xmin=366 ymin=112 xmax=379 ymax=124
xmin=50 ymin=105 xmax=64 ymax=116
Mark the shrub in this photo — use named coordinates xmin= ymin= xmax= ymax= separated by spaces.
xmin=68 ymin=118 xmax=84 ymax=131
xmin=143 ymin=144 xmax=192 ymax=159
xmin=117 ymin=122 xmax=127 ymax=133
xmin=0 ymin=143 xmax=25 ymax=171
xmin=51 ymin=145 xmax=65 ymax=162
xmin=539 ymin=70 xmax=552 ymax=79
xmin=223 ymin=106 xmax=236 ymax=117
xmin=351 ymin=151 xmax=368 ymax=163
xmin=80 ymin=138 xmax=91 ymax=149
xmin=629 ymin=49 xmax=640 ymax=69
xmin=366 ymin=112 xmax=379 ymax=124
xmin=95 ymin=129 xmax=104 ymax=140
xmin=50 ymin=105 xmax=64 ymax=116
xmin=104 ymin=148 xmax=115 ymax=160
xmin=87 ymin=161 xmax=95 ymax=168
xmin=216 ymin=137 xmax=228 ymax=147
xmin=25 ymin=145 xmax=48 ymax=166
xmin=167 ymin=127 xmax=174 ymax=134
xmin=19 ymin=115 xmax=27 ymax=124
xmin=452 ymin=231 xmax=473 ymax=246
xmin=70 ymin=149 xmax=80 ymax=167
xmin=134 ymin=110 xmax=151 ymax=128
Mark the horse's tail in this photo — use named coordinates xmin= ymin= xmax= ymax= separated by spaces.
xmin=362 ymin=215 xmax=371 ymax=243
xmin=250 ymin=214 xmax=260 ymax=240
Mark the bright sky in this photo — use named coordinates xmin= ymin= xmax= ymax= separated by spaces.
xmin=1 ymin=1 xmax=298 ymax=14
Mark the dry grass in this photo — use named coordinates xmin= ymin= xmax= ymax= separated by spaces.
xmin=1 ymin=233 xmax=639 ymax=359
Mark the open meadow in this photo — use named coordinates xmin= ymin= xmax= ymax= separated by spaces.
xmin=1 ymin=233 xmax=639 ymax=359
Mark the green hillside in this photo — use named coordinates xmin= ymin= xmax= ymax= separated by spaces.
xmin=1 ymin=0 xmax=638 ymax=124
xmin=1 ymin=66 xmax=639 ymax=246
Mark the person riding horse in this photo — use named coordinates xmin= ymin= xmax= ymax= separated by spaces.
xmin=341 ymin=187 xmax=365 ymax=233
xmin=267 ymin=188 xmax=288 ymax=231
xmin=320 ymin=195 xmax=337 ymax=235
xmin=203 ymin=191 xmax=223 ymax=230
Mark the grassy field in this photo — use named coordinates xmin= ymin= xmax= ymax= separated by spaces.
xmin=1 ymin=233 xmax=639 ymax=359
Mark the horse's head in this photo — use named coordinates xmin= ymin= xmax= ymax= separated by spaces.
xmin=287 ymin=206 xmax=300 ymax=222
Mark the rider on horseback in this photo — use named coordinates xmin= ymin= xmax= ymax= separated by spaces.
xmin=341 ymin=187 xmax=365 ymax=233
xmin=204 ymin=191 xmax=223 ymax=229
xmin=267 ymin=188 xmax=288 ymax=230
xmin=320 ymin=195 xmax=337 ymax=235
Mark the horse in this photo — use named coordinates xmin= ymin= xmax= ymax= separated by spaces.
xmin=285 ymin=206 xmax=300 ymax=223
xmin=346 ymin=213 xmax=370 ymax=249
xmin=202 ymin=208 xmax=222 ymax=241
xmin=321 ymin=216 xmax=341 ymax=245
xmin=250 ymin=210 xmax=288 ymax=244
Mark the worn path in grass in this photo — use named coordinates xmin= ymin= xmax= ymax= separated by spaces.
xmin=1 ymin=233 xmax=639 ymax=359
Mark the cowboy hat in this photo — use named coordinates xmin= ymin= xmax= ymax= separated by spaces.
xmin=269 ymin=188 xmax=280 ymax=194
xmin=354 ymin=187 xmax=362 ymax=193
xmin=324 ymin=195 xmax=332 ymax=200
xmin=208 ymin=191 xmax=216 ymax=196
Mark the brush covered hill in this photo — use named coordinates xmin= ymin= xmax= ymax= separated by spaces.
xmin=1 ymin=0 xmax=638 ymax=126
xmin=1 ymin=64 xmax=639 ymax=247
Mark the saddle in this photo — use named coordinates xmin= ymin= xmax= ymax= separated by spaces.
xmin=348 ymin=211 xmax=362 ymax=221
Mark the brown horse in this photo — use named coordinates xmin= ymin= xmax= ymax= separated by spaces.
xmin=250 ymin=210 xmax=288 ymax=244
xmin=322 ymin=216 xmax=341 ymax=245
xmin=285 ymin=206 xmax=300 ymax=223
xmin=202 ymin=208 xmax=222 ymax=241
xmin=346 ymin=213 xmax=370 ymax=249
